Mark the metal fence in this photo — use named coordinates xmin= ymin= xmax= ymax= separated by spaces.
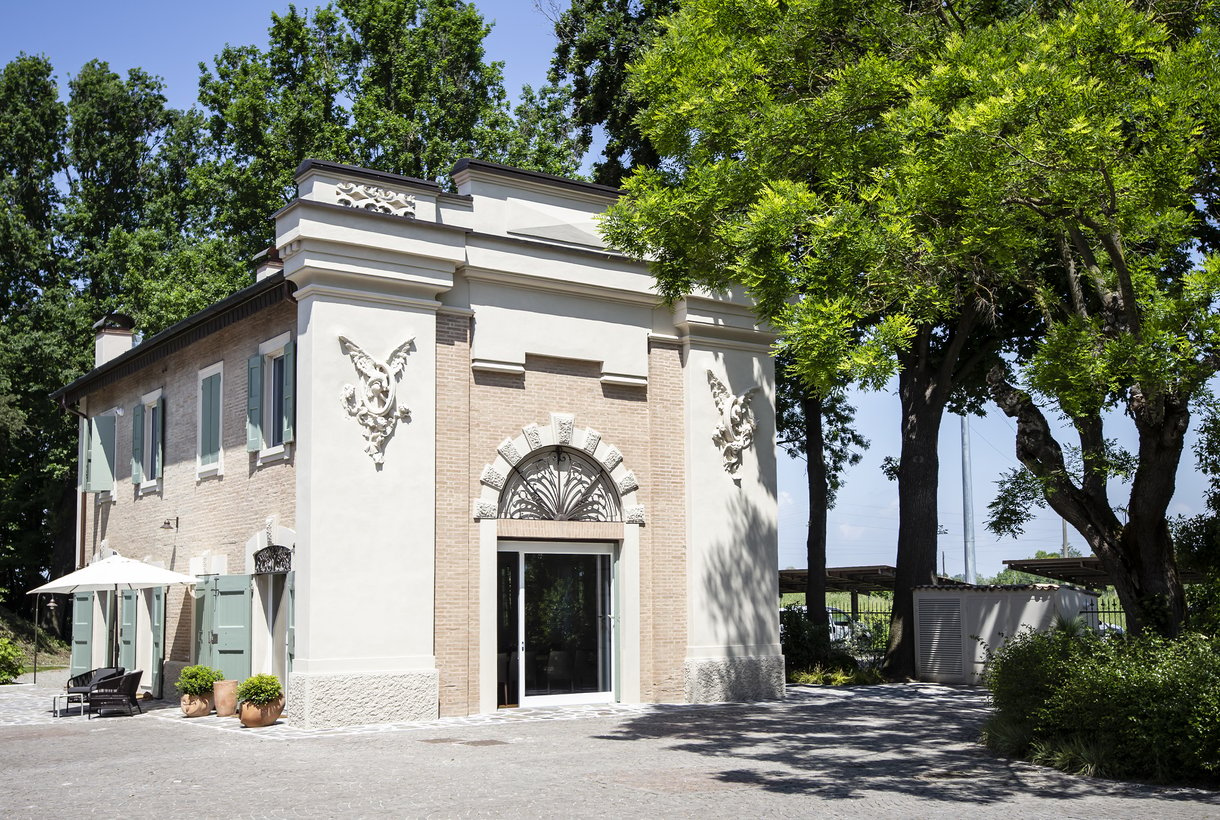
xmin=1079 ymin=602 xmax=1128 ymax=634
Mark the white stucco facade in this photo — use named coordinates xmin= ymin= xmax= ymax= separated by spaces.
xmin=58 ymin=158 xmax=783 ymax=727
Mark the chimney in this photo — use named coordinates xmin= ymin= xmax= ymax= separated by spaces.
xmin=253 ymin=245 xmax=283 ymax=282
xmin=93 ymin=313 xmax=136 ymax=367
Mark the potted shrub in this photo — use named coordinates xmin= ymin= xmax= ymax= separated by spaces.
xmin=236 ymin=673 xmax=284 ymax=727
xmin=175 ymin=665 xmax=223 ymax=717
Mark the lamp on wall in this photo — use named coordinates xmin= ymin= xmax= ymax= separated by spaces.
xmin=161 ymin=517 xmax=179 ymax=531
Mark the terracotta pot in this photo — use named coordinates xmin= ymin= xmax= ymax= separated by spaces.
xmin=239 ymin=697 xmax=285 ymax=728
xmin=180 ymin=693 xmax=214 ymax=717
xmin=214 ymin=680 xmax=238 ymax=717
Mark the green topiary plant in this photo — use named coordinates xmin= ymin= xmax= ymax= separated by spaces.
xmin=236 ymin=673 xmax=283 ymax=705
xmin=0 ymin=637 xmax=23 ymax=684
xmin=175 ymin=665 xmax=223 ymax=696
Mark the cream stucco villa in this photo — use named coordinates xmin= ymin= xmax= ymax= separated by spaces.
xmin=52 ymin=158 xmax=783 ymax=727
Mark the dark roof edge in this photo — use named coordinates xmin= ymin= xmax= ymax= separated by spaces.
xmin=52 ymin=272 xmax=294 ymax=404
xmin=294 ymin=159 xmax=442 ymax=193
xmin=451 ymin=159 xmax=622 ymax=199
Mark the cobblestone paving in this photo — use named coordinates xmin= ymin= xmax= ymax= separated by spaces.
xmin=2 ymin=681 xmax=1216 ymax=819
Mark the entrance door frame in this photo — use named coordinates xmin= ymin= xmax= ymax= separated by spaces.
xmin=498 ymin=540 xmax=617 ymax=708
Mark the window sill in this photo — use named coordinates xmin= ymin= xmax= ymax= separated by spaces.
xmin=137 ymin=480 xmax=161 ymax=496
xmin=196 ymin=463 xmax=223 ymax=481
xmin=256 ymin=443 xmax=291 ymax=466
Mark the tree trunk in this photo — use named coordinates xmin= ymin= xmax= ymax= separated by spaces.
xmin=987 ymin=370 xmax=1188 ymax=637
xmin=803 ymin=394 xmax=830 ymax=639
xmin=883 ymin=349 xmax=948 ymax=679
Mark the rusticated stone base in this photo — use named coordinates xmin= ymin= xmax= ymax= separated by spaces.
xmin=286 ymin=670 xmax=439 ymax=728
xmin=683 ymin=655 xmax=785 ymax=703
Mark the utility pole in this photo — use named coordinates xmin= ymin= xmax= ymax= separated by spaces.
xmin=1062 ymin=518 xmax=1069 ymax=558
xmin=961 ymin=415 xmax=977 ymax=584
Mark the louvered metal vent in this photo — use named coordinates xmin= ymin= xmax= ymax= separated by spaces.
xmin=917 ymin=598 xmax=963 ymax=677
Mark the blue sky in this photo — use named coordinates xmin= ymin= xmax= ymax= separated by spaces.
xmin=4 ymin=0 xmax=1209 ymax=577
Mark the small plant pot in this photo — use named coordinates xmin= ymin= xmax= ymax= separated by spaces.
xmin=180 ymin=693 xmax=214 ymax=717
xmin=239 ymin=697 xmax=285 ymax=728
xmin=214 ymin=680 xmax=238 ymax=717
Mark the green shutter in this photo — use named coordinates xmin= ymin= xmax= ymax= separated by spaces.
xmin=119 ymin=590 xmax=138 ymax=670
xmin=87 ymin=416 xmax=116 ymax=492
xmin=201 ymin=373 xmax=220 ymax=466
xmin=154 ymin=396 xmax=165 ymax=479
xmin=70 ymin=592 xmax=94 ymax=676
xmin=131 ymin=404 xmax=144 ymax=484
xmin=247 ymin=355 xmax=263 ymax=452
xmin=150 ymin=587 xmax=166 ymax=698
xmin=213 ymin=574 xmax=253 ymax=681
xmin=281 ymin=342 xmax=295 ymax=444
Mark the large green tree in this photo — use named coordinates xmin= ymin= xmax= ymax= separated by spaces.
xmin=548 ymin=0 xmax=677 ymax=186
xmin=600 ymin=0 xmax=1029 ymax=677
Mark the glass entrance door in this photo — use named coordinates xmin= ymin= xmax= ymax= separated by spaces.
xmin=497 ymin=544 xmax=614 ymax=707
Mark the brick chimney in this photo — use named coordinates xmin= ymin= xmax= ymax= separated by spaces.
xmin=253 ymin=245 xmax=283 ymax=282
xmin=93 ymin=313 xmax=136 ymax=367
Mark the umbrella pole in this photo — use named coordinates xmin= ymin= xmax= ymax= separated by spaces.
xmin=33 ymin=593 xmax=39 ymax=684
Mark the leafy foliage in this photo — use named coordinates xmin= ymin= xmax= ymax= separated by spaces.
xmin=983 ymin=629 xmax=1220 ymax=784
xmin=0 ymin=637 xmax=22 ymax=684
xmin=175 ymin=665 xmax=224 ymax=696
xmin=236 ymin=673 xmax=284 ymax=705
xmin=547 ymin=0 xmax=676 ymax=186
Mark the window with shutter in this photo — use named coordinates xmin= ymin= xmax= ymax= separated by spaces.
xmin=85 ymin=414 xmax=116 ymax=493
xmin=135 ymin=388 xmax=164 ymax=492
xmin=251 ymin=332 xmax=294 ymax=464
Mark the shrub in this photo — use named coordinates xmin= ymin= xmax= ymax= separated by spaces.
xmin=175 ymin=665 xmax=223 ymax=696
xmin=780 ymin=605 xmax=867 ymax=684
xmin=0 ymin=637 xmax=22 ymax=684
xmin=236 ymin=673 xmax=283 ymax=705
xmin=983 ymin=629 xmax=1220 ymax=785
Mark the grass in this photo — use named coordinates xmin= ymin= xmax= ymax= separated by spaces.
xmin=0 ymin=604 xmax=71 ymax=672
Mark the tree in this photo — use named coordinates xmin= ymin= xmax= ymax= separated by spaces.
xmin=775 ymin=364 xmax=868 ymax=639
xmin=599 ymin=0 xmax=1029 ymax=677
xmin=547 ymin=0 xmax=676 ymax=186
xmin=919 ymin=0 xmax=1220 ymax=637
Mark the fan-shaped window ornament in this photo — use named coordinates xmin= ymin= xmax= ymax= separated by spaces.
xmin=498 ymin=446 xmax=622 ymax=521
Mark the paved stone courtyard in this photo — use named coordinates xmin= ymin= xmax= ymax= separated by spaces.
xmin=1 ymin=679 xmax=1216 ymax=818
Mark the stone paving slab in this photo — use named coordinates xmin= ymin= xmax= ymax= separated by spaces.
xmin=1 ymin=681 xmax=1217 ymax=819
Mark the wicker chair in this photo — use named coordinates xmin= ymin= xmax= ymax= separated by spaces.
xmin=87 ymin=670 xmax=144 ymax=718
xmin=54 ymin=667 xmax=124 ymax=717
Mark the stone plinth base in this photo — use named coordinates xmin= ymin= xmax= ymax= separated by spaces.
xmin=286 ymin=670 xmax=439 ymax=728
xmin=684 ymin=655 xmax=785 ymax=703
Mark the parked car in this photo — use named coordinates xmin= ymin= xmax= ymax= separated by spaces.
xmin=781 ymin=604 xmax=870 ymax=644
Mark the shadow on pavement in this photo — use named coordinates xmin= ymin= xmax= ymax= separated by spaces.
xmin=596 ymin=684 xmax=1220 ymax=807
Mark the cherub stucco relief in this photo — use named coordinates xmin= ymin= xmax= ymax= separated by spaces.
xmin=707 ymin=370 xmax=759 ymax=476
xmin=339 ymin=336 xmax=415 ymax=464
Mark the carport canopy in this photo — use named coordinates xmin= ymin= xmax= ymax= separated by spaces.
xmin=1002 ymin=555 xmax=1206 ymax=589
xmin=778 ymin=565 xmax=965 ymax=595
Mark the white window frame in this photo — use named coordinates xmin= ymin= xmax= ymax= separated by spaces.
xmin=136 ymin=388 xmax=163 ymax=494
xmin=197 ymin=362 xmax=224 ymax=479
xmin=255 ymin=332 xmax=293 ymax=465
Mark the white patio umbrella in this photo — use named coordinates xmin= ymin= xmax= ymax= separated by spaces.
xmin=28 ymin=554 xmax=196 ymax=594
xmin=28 ymin=554 xmax=197 ymax=671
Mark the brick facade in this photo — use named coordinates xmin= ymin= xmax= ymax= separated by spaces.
xmin=82 ymin=301 xmax=297 ymax=663
xmin=431 ymin=327 xmax=689 ymax=715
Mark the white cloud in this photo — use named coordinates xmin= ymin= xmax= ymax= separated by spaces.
xmin=838 ymin=523 xmax=866 ymax=541
xmin=778 ymin=490 xmax=794 ymax=511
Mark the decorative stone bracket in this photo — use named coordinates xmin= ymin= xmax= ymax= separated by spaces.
xmin=707 ymin=370 xmax=759 ymax=476
xmin=339 ymin=335 xmax=415 ymax=465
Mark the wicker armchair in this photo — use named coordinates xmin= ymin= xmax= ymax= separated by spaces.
xmin=53 ymin=667 xmax=124 ymax=717
xmin=87 ymin=670 xmax=144 ymax=718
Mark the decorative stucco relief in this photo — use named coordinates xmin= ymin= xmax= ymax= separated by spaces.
xmin=480 ymin=465 xmax=506 ymax=490
xmin=581 ymin=429 xmax=601 ymax=455
xmin=339 ymin=335 xmax=415 ymax=465
xmin=335 ymin=182 xmax=416 ymax=217
xmin=625 ymin=505 xmax=646 ymax=524
xmin=551 ymin=413 xmax=575 ymax=445
xmin=707 ymin=370 xmax=760 ymax=476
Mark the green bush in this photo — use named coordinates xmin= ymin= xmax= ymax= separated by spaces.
xmin=780 ymin=605 xmax=860 ymax=681
xmin=175 ymin=665 xmax=223 ymax=696
xmin=236 ymin=673 xmax=283 ymax=705
xmin=0 ymin=637 xmax=22 ymax=684
xmin=983 ymin=629 xmax=1220 ymax=785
